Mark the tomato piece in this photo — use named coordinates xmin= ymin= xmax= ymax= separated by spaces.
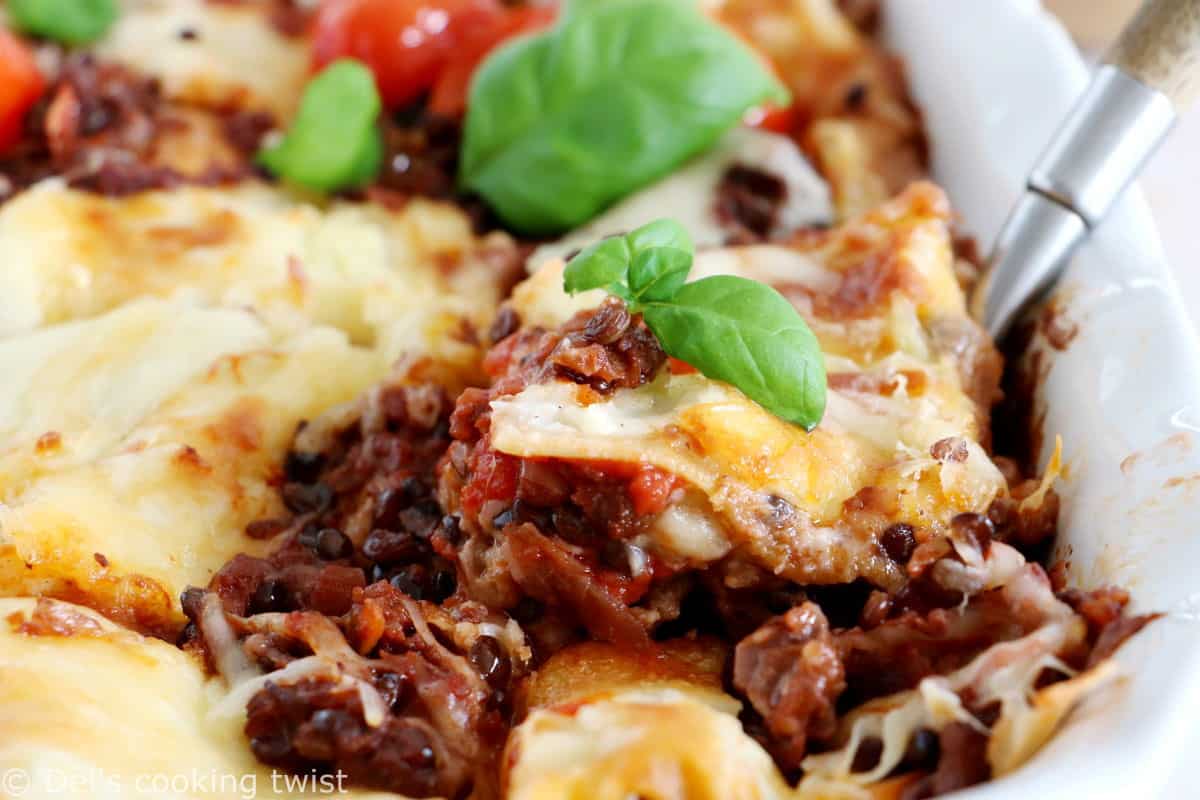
xmin=428 ymin=4 xmax=556 ymax=117
xmin=570 ymin=459 xmax=639 ymax=482
xmin=460 ymin=446 xmax=521 ymax=515
xmin=566 ymin=458 xmax=680 ymax=516
xmin=0 ymin=31 xmax=45 ymax=154
xmin=743 ymin=101 xmax=799 ymax=135
xmin=667 ymin=357 xmax=698 ymax=376
xmin=312 ymin=0 xmax=505 ymax=108
xmin=627 ymin=464 xmax=680 ymax=517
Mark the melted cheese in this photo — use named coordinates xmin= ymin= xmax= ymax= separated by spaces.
xmin=508 ymin=687 xmax=793 ymax=800
xmin=530 ymin=128 xmax=832 ymax=270
xmin=0 ymin=181 xmax=512 ymax=355
xmin=0 ymin=301 xmax=384 ymax=634
xmin=496 ymin=185 xmax=1003 ymax=588
xmin=0 ymin=597 xmax=395 ymax=800
xmin=799 ymin=619 xmax=1111 ymax=790
xmin=95 ymin=0 xmax=309 ymax=119
xmin=507 ymin=641 xmax=790 ymax=800
xmin=0 ymin=134 xmax=508 ymax=639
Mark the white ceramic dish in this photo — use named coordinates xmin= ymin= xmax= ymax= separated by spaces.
xmin=884 ymin=1 xmax=1200 ymax=796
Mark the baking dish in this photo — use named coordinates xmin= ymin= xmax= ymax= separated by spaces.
xmin=0 ymin=1 xmax=1191 ymax=795
xmin=885 ymin=1 xmax=1200 ymax=796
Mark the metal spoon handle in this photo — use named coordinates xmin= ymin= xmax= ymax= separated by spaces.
xmin=982 ymin=0 xmax=1200 ymax=338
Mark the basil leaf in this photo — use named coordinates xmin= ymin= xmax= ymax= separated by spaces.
xmin=258 ymin=60 xmax=383 ymax=193
xmin=461 ymin=0 xmax=789 ymax=234
xmin=8 ymin=0 xmax=117 ymax=44
xmin=642 ymin=276 xmax=826 ymax=430
xmin=563 ymin=218 xmax=694 ymax=302
xmin=563 ymin=236 xmax=633 ymax=297
xmin=561 ymin=217 xmax=827 ymax=428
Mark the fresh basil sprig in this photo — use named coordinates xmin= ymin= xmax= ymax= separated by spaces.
xmin=568 ymin=219 xmax=693 ymax=302
xmin=564 ymin=220 xmax=827 ymax=430
xmin=460 ymin=0 xmax=789 ymax=235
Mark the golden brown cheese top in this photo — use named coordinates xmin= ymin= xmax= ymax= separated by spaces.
xmin=0 ymin=181 xmax=516 ymax=351
xmin=0 ymin=304 xmax=386 ymax=634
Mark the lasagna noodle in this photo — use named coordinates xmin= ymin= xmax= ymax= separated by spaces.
xmin=0 ymin=301 xmax=385 ymax=634
xmin=0 ymin=597 xmax=398 ymax=800
xmin=491 ymin=185 xmax=1003 ymax=588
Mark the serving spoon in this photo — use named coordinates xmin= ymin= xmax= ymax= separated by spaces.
xmin=980 ymin=0 xmax=1200 ymax=339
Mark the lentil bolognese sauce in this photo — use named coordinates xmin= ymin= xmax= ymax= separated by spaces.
xmin=0 ymin=51 xmax=269 ymax=203
xmin=180 ymin=297 xmax=1154 ymax=797
xmin=180 ymin=377 xmax=527 ymax=797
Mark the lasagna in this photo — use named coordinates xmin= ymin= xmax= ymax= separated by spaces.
xmin=0 ymin=1 xmax=1154 ymax=799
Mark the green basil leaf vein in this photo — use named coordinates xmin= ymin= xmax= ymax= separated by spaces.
xmin=642 ymin=276 xmax=827 ymax=430
xmin=460 ymin=0 xmax=789 ymax=234
xmin=628 ymin=246 xmax=691 ymax=303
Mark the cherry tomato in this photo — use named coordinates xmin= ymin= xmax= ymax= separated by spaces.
xmin=0 ymin=30 xmax=45 ymax=154
xmin=313 ymin=0 xmax=505 ymax=108
xmin=428 ymin=4 xmax=556 ymax=117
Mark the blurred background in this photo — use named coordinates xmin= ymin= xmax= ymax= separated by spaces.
xmin=1046 ymin=0 xmax=1200 ymax=329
